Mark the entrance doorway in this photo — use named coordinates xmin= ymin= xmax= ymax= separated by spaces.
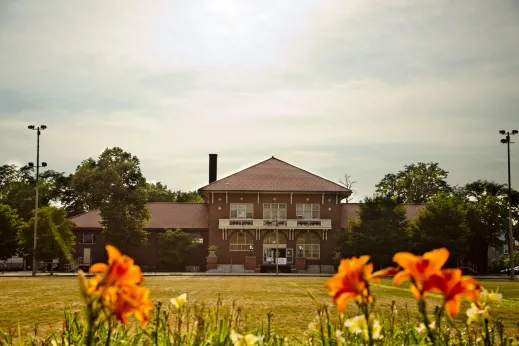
xmin=262 ymin=232 xmax=293 ymax=264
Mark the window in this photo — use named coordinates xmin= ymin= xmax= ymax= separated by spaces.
xmin=263 ymin=232 xmax=286 ymax=244
xmin=82 ymin=232 xmax=95 ymax=244
xmin=296 ymin=204 xmax=320 ymax=219
xmin=230 ymin=203 xmax=253 ymax=219
xmin=229 ymin=232 xmax=254 ymax=251
xmin=297 ymin=232 xmax=320 ymax=259
xmin=263 ymin=203 xmax=287 ymax=220
xmin=189 ymin=233 xmax=204 ymax=244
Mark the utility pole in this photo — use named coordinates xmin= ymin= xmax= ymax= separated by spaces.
xmin=28 ymin=125 xmax=47 ymax=277
xmin=500 ymin=129 xmax=517 ymax=280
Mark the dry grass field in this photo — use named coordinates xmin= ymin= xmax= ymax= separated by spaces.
xmin=1 ymin=276 xmax=518 ymax=338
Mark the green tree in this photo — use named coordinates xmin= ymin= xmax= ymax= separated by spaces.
xmin=72 ymin=147 xmax=150 ymax=255
xmin=411 ymin=193 xmax=470 ymax=267
xmin=174 ymin=190 xmax=204 ymax=203
xmin=18 ymin=206 xmax=76 ymax=275
xmin=339 ymin=196 xmax=411 ymax=268
xmin=157 ymin=229 xmax=198 ymax=270
xmin=0 ymin=204 xmax=24 ymax=261
xmin=462 ymin=180 xmax=512 ymax=274
xmin=146 ymin=182 xmax=176 ymax=202
xmin=0 ymin=164 xmax=69 ymax=220
xmin=375 ymin=162 xmax=451 ymax=204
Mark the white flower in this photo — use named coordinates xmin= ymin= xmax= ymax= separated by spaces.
xmin=416 ymin=321 xmax=435 ymax=335
xmin=344 ymin=315 xmax=367 ymax=336
xmin=481 ymin=288 xmax=503 ymax=304
xmin=466 ymin=303 xmax=490 ymax=325
xmin=372 ymin=319 xmax=383 ymax=340
xmin=335 ymin=330 xmax=346 ymax=345
xmin=230 ymin=330 xmax=261 ymax=346
xmin=170 ymin=293 xmax=187 ymax=310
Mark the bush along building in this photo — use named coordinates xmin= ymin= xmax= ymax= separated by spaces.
xmin=69 ymin=154 xmax=424 ymax=273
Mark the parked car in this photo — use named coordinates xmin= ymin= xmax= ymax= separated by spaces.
xmin=0 ymin=256 xmax=24 ymax=271
xmin=500 ymin=266 xmax=519 ymax=275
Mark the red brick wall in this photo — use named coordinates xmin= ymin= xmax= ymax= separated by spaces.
xmin=206 ymin=192 xmax=343 ymax=266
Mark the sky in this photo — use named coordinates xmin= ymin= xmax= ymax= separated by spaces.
xmin=0 ymin=0 xmax=518 ymax=201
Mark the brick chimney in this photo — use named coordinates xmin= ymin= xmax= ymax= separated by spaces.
xmin=209 ymin=154 xmax=217 ymax=184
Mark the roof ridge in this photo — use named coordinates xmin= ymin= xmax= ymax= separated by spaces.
xmin=271 ymin=157 xmax=350 ymax=191
xmin=198 ymin=156 xmax=275 ymax=191
xmin=69 ymin=210 xmax=97 ymax=219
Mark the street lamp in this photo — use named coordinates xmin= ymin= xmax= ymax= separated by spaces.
xmin=28 ymin=125 xmax=47 ymax=277
xmin=499 ymin=129 xmax=517 ymax=280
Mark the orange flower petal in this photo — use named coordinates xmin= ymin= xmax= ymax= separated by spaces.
xmin=423 ymin=248 xmax=449 ymax=275
xmin=393 ymin=271 xmax=411 ymax=286
xmin=89 ymin=263 xmax=108 ymax=274
xmin=106 ymin=245 xmax=122 ymax=264
xmin=372 ymin=266 xmax=399 ymax=279
xmin=392 ymin=252 xmax=418 ymax=268
xmin=410 ymin=284 xmax=422 ymax=299
xmin=445 ymin=297 xmax=461 ymax=317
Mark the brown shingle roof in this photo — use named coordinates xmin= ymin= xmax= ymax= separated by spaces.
xmin=199 ymin=157 xmax=351 ymax=194
xmin=70 ymin=203 xmax=208 ymax=229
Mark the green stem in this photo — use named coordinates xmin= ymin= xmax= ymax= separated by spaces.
xmin=419 ymin=299 xmax=436 ymax=345
xmin=86 ymin=302 xmax=96 ymax=346
xmin=484 ymin=318 xmax=491 ymax=346
xmin=105 ymin=316 xmax=112 ymax=346
xmin=436 ymin=304 xmax=445 ymax=340
xmin=361 ymin=302 xmax=373 ymax=346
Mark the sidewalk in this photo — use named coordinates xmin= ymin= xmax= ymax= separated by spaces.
xmin=1 ymin=271 xmax=515 ymax=279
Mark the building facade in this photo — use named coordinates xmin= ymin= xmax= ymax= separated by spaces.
xmin=68 ymin=155 xmax=423 ymax=273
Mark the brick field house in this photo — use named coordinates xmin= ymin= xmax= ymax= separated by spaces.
xmin=68 ymin=155 xmax=423 ymax=273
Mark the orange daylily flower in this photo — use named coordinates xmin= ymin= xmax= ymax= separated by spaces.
xmin=102 ymin=284 xmax=154 ymax=325
xmin=426 ymin=269 xmax=480 ymax=317
xmin=325 ymin=255 xmax=397 ymax=312
xmin=392 ymin=248 xmax=449 ymax=299
xmin=80 ymin=245 xmax=152 ymax=325
xmin=89 ymin=245 xmax=144 ymax=288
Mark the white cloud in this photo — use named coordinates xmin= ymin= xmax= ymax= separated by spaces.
xmin=0 ymin=0 xmax=518 ymax=201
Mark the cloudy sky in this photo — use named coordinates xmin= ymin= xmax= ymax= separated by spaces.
xmin=1 ymin=0 xmax=518 ymax=201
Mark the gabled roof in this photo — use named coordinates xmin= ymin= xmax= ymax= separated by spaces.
xmin=198 ymin=157 xmax=351 ymax=195
xmin=70 ymin=203 xmax=208 ymax=229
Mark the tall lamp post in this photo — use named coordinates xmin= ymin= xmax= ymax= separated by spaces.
xmin=500 ymin=129 xmax=517 ymax=280
xmin=28 ymin=125 xmax=47 ymax=277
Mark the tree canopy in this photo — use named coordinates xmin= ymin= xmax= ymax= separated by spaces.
xmin=72 ymin=147 xmax=150 ymax=255
xmin=339 ymin=196 xmax=411 ymax=268
xmin=375 ymin=162 xmax=451 ymax=204
xmin=411 ymin=193 xmax=470 ymax=267
xmin=18 ymin=206 xmax=76 ymax=269
xmin=157 ymin=229 xmax=198 ymax=270
xmin=0 ymin=204 xmax=25 ymax=260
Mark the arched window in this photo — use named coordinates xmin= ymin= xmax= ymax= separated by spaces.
xmin=229 ymin=231 xmax=254 ymax=251
xmin=263 ymin=232 xmax=287 ymax=244
xmin=296 ymin=232 xmax=320 ymax=259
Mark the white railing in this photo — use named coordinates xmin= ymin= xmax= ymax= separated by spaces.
xmin=219 ymin=219 xmax=332 ymax=229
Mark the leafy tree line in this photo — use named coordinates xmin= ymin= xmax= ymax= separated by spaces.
xmin=338 ymin=162 xmax=519 ymax=274
xmin=0 ymin=147 xmax=204 ymax=268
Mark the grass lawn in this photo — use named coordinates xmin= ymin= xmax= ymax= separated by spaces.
xmin=1 ymin=276 xmax=518 ymax=339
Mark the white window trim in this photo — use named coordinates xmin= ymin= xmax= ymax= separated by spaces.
xmin=296 ymin=204 xmax=320 ymax=220
xmin=262 ymin=203 xmax=287 ymax=220
xmin=230 ymin=203 xmax=254 ymax=219
xmin=229 ymin=232 xmax=254 ymax=251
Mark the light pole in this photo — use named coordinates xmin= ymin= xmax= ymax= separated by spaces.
xmin=500 ymin=129 xmax=517 ymax=280
xmin=28 ymin=125 xmax=47 ymax=277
